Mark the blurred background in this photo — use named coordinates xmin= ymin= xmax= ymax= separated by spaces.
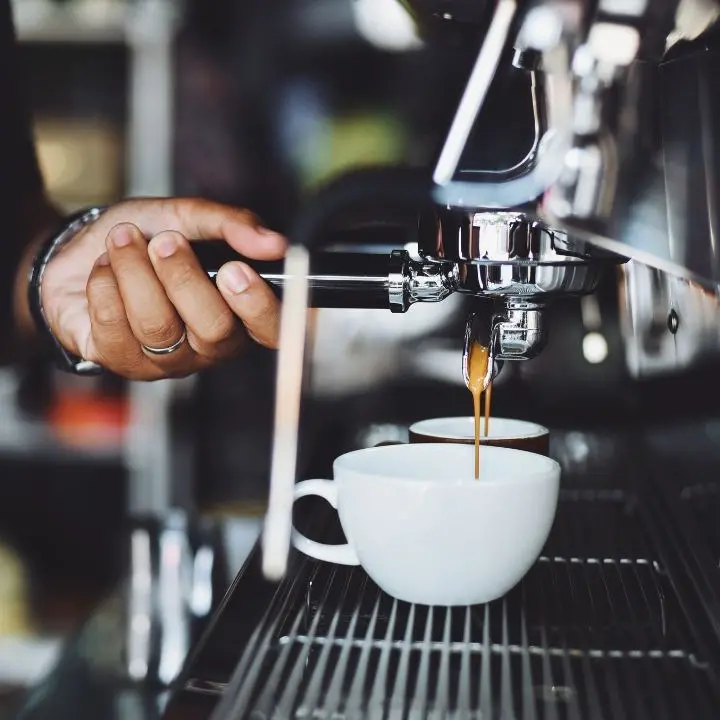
xmin=0 ymin=0 xmax=469 ymax=708
xmin=2 ymin=0 xmax=720 ymax=715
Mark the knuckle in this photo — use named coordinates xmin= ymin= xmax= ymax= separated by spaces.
xmin=235 ymin=207 xmax=261 ymax=228
xmin=244 ymin=298 xmax=281 ymax=348
xmin=92 ymin=302 xmax=124 ymax=330
xmin=247 ymin=294 xmax=279 ymax=326
xmin=198 ymin=309 xmax=238 ymax=347
xmin=87 ymin=284 xmax=124 ymax=330
xmin=174 ymin=197 xmax=205 ymax=231
xmin=137 ymin=317 xmax=181 ymax=346
xmin=168 ymin=260 xmax=196 ymax=291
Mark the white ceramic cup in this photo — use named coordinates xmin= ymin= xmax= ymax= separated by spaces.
xmin=409 ymin=417 xmax=550 ymax=455
xmin=291 ymin=443 xmax=560 ymax=606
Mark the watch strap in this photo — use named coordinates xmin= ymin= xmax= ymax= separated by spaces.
xmin=27 ymin=206 xmax=107 ymax=375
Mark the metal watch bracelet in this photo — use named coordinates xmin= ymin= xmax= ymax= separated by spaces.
xmin=27 ymin=206 xmax=107 ymax=375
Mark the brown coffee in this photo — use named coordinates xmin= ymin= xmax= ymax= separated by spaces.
xmin=467 ymin=342 xmax=493 ymax=479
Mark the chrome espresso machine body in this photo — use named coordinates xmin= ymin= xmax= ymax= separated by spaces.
xmin=189 ymin=0 xmax=720 ymax=579
xmin=161 ymin=0 xmax=720 ymax=718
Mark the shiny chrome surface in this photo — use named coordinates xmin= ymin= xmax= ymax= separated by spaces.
xmin=462 ymin=299 xmax=548 ymax=369
xmin=432 ymin=0 xmax=578 ymax=210
xmin=420 ymin=210 xmax=613 ymax=301
xmin=494 ymin=301 xmax=548 ymax=360
xmin=455 ymin=260 xmax=605 ymax=298
xmin=389 ymin=250 xmax=459 ymax=311
xmin=420 ymin=209 xmax=616 ymax=264
xmin=432 ymin=0 xmax=519 ymax=187
xmin=619 ymin=261 xmax=720 ymax=378
xmin=546 ymin=40 xmax=720 ymax=289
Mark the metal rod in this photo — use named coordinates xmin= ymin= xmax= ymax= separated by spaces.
xmin=433 ymin=0 xmax=518 ymax=186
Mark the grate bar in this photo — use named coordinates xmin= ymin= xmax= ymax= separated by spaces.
xmin=249 ymin=602 xmax=306 ymax=716
xmin=273 ymin=567 xmax=341 ymax=717
xmin=408 ymin=604 xmax=435 ymax=717
xmin=480 ymin=603 xmax=492 ymax=718
xmin=600 ymin=557 xmax=647 ymax=720
xmin=499 ymin=597 xmax=515 ymax=720
xmin=430 ymin=608 xmax=452 ymax=718
xmin=519 ymin=585 xmax=538 ymax=720
xmin=277 ymin=635 xmax=693 ymax=659
xmin=546 ymin=558 xmax=582 ymax=720
xmin=320 ymin=575 xmax=371 ymax=717
xmin=295 ymin=570 xmax=354 ymax=715
xmin=537 ymin=576 xmax=560 ymax=720
xmin=558 ymin=558 xmax=604 ymax=720
xmin=538 ymin=556 xmax=656 ymax=566
xmin=455 ymin=607 xmax=477 ymax=720
xmin=387 ymin=603 xmax=416 ymax=718
xmin=367 ymin=598 xmax=399 ymax=714
xmin=343 ymin=587 xmax=383 ymax=717
xmin=209 ymin=558 xmax=321 ymax=720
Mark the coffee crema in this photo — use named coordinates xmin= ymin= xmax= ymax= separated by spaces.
xmin=467 ymin=342 xmax=494 ymax=479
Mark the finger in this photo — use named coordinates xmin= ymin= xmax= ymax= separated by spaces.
xmin=171 ymin=199 xmax=287 ymax=259
xmin=216 ymin=261 xmax=281 ymax=348
xmin=105 ymin=223 xmax=191 ymax=359
xmin=147 ymin=230 xmax=245 ymax=360
xmin=100 ymin=198 xmax=287 ymax=260
xmin=85 ymin=253 xmax=157 ymax=378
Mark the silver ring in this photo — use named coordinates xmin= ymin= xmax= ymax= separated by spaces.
xmin=141 ymin=329 xmax=187 ymax=356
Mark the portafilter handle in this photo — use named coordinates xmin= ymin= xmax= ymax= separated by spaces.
xmin=191 ymin=241 xmax=458 ymax=312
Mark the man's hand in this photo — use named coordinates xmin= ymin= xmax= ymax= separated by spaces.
xmin=41 ymin=197 xmax=287 ymax=380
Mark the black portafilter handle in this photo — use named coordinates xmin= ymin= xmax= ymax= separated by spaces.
xmin=192 ymin=170 xmax=441 ymax=312
xmin=192 ymin=240 xmax=408 ymax=311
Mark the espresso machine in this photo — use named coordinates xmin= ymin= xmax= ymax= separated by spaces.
xmin=186 ymin=0 xmax=720 ymax=574
xmin=166 ymin=1 xmax=720 ymax=717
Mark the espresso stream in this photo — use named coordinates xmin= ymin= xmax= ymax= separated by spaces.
xmin=468 ymin=342 xmax=493 ymax=479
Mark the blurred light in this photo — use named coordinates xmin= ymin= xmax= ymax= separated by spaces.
xmin=351 ymin=0 xmax=423 ymax=52
xmin=582 ymin=331 xmax=609 ymax=364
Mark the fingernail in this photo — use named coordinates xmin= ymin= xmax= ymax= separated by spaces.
xmin=109 ymin=226 xmax=135 ymax=248
xmin=95 ymin=252 xmax=110 ymax=267
xmin=152 ymin=234 xmax=178 ymax=259
xmin=218 ymin=263 xmax=250 ymax=294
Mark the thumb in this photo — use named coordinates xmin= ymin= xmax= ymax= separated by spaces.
xmin=215 ymin=261 xmax=281 ymax=348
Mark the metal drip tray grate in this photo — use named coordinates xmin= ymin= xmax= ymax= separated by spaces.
xmin=681 ymin=482 xmax=720 ymax=558
xmin=296 ymin=558 xmax=680 ymax=659
xmin=205 ymin=491 xmax=720 ymax=719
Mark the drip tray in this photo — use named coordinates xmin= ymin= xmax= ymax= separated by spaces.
xmin=190 ymin=491 xmax=720 ymax=719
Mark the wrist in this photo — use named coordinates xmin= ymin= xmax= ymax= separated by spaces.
xmin=13 ymin=205 xmax=64 ymax=342
xmin=26 ymin=206 xmax=108 ymax=375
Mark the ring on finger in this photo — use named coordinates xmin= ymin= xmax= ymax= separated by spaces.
xmin=141 ymin=329 xmax=188 ymax=356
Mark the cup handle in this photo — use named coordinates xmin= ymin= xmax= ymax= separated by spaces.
xmin=292 ymin=480 xmax=360 ymax=566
